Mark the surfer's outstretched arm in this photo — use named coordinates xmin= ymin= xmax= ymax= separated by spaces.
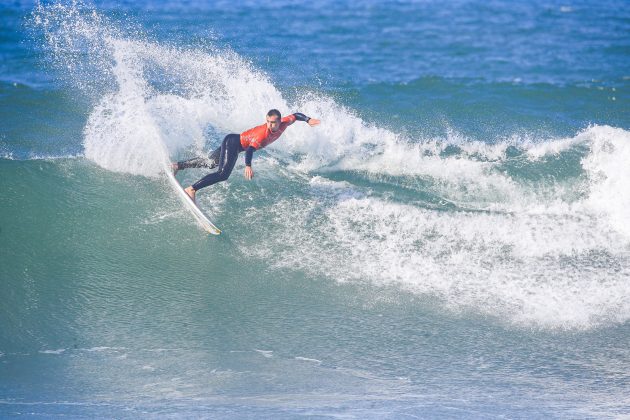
xmin=293 ymin=112 xmax=321 ymax=126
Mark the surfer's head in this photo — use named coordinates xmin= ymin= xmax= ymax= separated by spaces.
xmin=266 ymin=109 xmax=281 ymax=132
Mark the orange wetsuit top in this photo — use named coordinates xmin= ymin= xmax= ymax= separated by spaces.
xmin=240 ymin=114 xmax=297 ymax=150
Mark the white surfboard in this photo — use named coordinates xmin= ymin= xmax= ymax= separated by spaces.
xmin=165 ymin=169 xmax=221 ymax=235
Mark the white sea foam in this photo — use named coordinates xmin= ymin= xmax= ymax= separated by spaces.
xmin=39 ymin=349 xmax=66 ymax=355
xmin=250 ymin=187 xmax=630 ymax=330
xmin=84 ymin=346 xmax=125 ymax=352
xmin=254 ymin=349 xmax=274 ymax=358
xmin=580 ymin=125 xmax=630 ymax=238
xmin=0 ymin=137 xmax=15 ymax=160
xmin=245 ymin=123 xmax=630 ymax=330
xmin=295 ymin=357 xmax=322 ymax=364
xmin=35 ymin=3 xmax=630 ymax=330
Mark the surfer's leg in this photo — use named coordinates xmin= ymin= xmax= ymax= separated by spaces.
xmin=208 ymin=145 xmax=222 ymax=168
xmin=213 ymin=135 xmax=240 ymax=180
xmin=175 ymin=156 xmax=213 ymax=170
xmin=182 ymin=138 xmax=229 ymax=200
xmin=190 ymin=134 xmax=241 ymax=192
xmin=174 ymin=134 xmax=236 ymax=181
xmin=175 ymin=135 xmax=231 ymax=172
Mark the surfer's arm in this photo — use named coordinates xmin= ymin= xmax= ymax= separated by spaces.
xmin=293 ymin=112 xmax=321 ymax=127
xmin=244 ymin=146 xmax=256 ymax=180
xmin=245 ymin=146 xmax=255 ymax=166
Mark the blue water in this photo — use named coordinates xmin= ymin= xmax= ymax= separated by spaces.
xmin=1 ymin=0 xmax=629 ymax=418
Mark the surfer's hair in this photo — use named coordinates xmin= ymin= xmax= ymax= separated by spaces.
xmin=267 ymin=109 xmax=281 ymax=119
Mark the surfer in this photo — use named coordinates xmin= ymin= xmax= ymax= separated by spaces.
xmin=172 ymin=109 xmax=320 ymax=201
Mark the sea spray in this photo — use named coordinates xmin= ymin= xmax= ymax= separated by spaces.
xmin=581 ymin=125 xmax=630 ymax=238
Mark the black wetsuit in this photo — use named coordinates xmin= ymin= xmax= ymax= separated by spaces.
xmin=177 ymin=133 xmax=242 ymax=191
xmin=177 ymin=113 xmax=310 ymax=191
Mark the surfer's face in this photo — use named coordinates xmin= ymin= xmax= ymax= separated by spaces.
xmin=266 ymin=116 xmax=281 ymax=132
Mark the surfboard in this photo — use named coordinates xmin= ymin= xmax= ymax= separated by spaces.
xmin=165 ymin=168 xmax=221 ymax=235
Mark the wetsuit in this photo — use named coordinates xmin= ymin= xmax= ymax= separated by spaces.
xmin=177 ymin=113 xmax=311 ymax=191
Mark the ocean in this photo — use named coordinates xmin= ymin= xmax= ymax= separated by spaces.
xmin=1 ymin=0 xmax=629 ymax=417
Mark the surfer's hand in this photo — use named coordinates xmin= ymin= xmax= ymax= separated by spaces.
xmin=308 ymin=118 xmax=321 ymax=127
xmin=244 ymin=166 xmax=254 ymax=180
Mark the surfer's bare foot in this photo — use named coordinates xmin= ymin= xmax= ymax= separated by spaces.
xmin=184 ymin=186 xmax=196 ymax=202
xmin=171 ymin=162 xmax=179 ymax=175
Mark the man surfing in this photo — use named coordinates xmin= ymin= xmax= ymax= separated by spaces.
xmin=172 ymin=109 xmax=320 ymax=201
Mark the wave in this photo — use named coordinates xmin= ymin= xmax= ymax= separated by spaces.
xmin=32 ymin=2 xmax=630 ymax=330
